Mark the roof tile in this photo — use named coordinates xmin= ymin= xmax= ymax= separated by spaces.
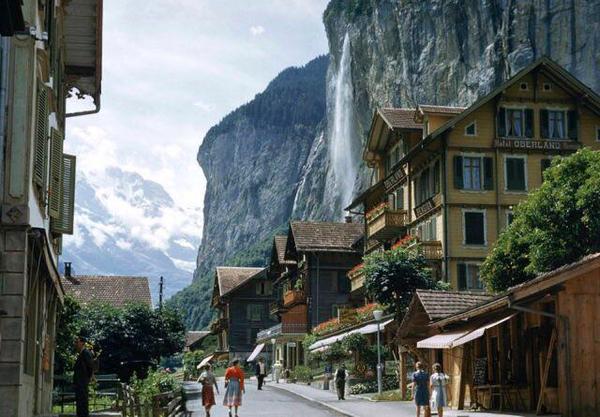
xmin=416 ymin=289 xmax=493 ymax=321
xmin=379 ymin=108 xmax=422 ymax=130
xmin=62 ymin=275 xmax=152 ymax=307
xmin=290 ymin=221 xmax=363 ymax=252
xmin=216 ymin=267 xmax=265 ymax=297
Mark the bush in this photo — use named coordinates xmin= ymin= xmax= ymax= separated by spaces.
xmin=131 ymin=369 xmax=181 ymax=405
xmin=291 ymin=365 xmax=313 ymax=383
xmin=349 ymin=376 xmax=398 ymax=395
xmin=182 ymin=350 xmax=205 ymax=380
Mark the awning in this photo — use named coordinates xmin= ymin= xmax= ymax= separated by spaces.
xmin=417 ymin=331 xmax=470 ymax=349
xmin=309 ymin=319 xmax=394 ymax=351
xmin=417 ymin=314 xmax=517 ymax=350
xmin=247 ymin=343 xmax=265 ymax=362
xmin=451 ymin=314 xmax=516 ymax=347
xmin=196 ymin=354 xmax=214 ymax=369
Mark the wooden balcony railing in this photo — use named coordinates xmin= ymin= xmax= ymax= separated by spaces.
xmin=420 ymin=240 xmax=443 ymax=260
xmin=347 ymin=264 xmax=366 ymax=292
xmin=367 ymin=208 xmax=407 ymax=241
xmin=283 ymin=290 xmax=306 ymax=307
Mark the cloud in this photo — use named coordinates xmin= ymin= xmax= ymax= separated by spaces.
xmin=250 ymin=25 xmax=266 ymax=36
xmin=193 ymin=100 xmax=214 ymax=112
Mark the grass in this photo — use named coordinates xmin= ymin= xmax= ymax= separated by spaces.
xmin=52 ymin=395 xmax=116 ymax=413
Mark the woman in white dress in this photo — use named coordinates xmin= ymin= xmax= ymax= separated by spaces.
xmin=430 ymin=363 xmax=450 ymax=417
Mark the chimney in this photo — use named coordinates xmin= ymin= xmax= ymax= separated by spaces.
xmin=344 ymin=215 xmax=353 ymax=223
xmin=64 ymin=262 xmax=72 ymax=278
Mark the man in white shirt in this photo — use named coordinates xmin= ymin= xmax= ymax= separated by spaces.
xmin=255 ymin=357 xmax=267 ymax=390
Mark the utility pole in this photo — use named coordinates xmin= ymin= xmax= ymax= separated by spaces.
xmin=159 ymin=276 xmax=164 ymax=311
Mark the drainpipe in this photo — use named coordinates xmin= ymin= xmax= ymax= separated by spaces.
xmin=442 ymin=136 xmax=449 ymax=283
xmin=508 ymin=301 xmax=572 ymax=417
xmin=0 ymin=37 xmax=10 ymax=192
xmin=315 ymin=253 xmax=320 ymax=328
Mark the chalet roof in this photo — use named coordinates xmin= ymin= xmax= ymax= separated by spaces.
xmin=288 ymin=221 xmax=363 ymax=254
xmin=274 ymin=235 xmax=295 ymax=265
xmin=416 ymin=290 xmax=493 ymax=321
xmin=62 ymin=275 xmax=152 ymax=307
xmin=185 ymin=331 xmax=211 ymax=348
xmin=216 ymin=267 xmax=265 ymax=297
xmin=378 ymin=108 xmax=422 ymax=130
xmin=417 ymin=104 xmax=467 ymax=116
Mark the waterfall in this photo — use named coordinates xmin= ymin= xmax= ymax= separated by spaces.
xmin=329 ymin=32 xmax=357 ymax=209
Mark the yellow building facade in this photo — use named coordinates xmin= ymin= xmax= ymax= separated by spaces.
xmin=348 ymin=57 xmax=600 ymax=293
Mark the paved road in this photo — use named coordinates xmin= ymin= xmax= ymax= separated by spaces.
xmin=189 ymin=380 xmax=342 ymax=417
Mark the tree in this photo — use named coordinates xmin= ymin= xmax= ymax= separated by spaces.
xmin=54 ymin=295 xmax=82 ymax=375
xmin=363 ymin=245 xmax=438 ymax=317
xmin=481 ymin=149 xmax=600 ymax=292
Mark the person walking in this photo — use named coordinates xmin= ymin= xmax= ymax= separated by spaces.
xmin=255 ymin=357 xmax=267 ymax=390
xmin=430 ymin=363 xmax=450 ymax=417
xmin=334 ymin=363 xmax=348 ymax=400
xmin=273 ymin=360 xmax=283 ymax=383
xmin=412 ymin=361 xmax=430 ymax=417
xmin=323 ymin=363 xmax=333 ymax=391
xmin=223 ymin=359 xmax=245 ymax=417
xmin=197 ymin=364 xmax=219 ymax=417
xmin=73 ymin=336 xmax=94 ymax=417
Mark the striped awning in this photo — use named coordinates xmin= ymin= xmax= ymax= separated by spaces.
xmin=309 ymin=319 xmax=394 ymax=352
xmin=247 ymin=343 xmax=265 ymax=362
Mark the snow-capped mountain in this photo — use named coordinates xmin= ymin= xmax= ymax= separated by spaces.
xmin=62 ymin=166 xmax=202 ymax=302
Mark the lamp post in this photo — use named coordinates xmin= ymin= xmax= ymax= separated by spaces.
xmin=271 ymin=338 xmax=276 ymax=382
xmin=373 ymin=309 xmax=384 ymax=396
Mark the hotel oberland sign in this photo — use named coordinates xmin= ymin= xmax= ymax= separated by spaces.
xmin=494 ymin=138 xmax=580 ymax=151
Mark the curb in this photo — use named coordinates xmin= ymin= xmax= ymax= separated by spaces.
xmin=268 ymin=384 xmax=361 ymax=417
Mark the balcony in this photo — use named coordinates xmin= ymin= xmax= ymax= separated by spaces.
xmin=348 ymin=264 xmax=366 ymax=292
xmin=366 ymin=206 xmax=408 ymax=241
xmin=419 ymin=240 xmax=443 ymax=260
xmin=283 ymin=289 xmax=306 ymax=308
xmin=270 ymin=301 xmax=287 ymax=316
xmin=209 ymin=317 xmax=228 ymax=334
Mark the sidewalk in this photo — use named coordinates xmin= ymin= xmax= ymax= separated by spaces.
xmin=266 ymin=379 xmax=559 ymax=417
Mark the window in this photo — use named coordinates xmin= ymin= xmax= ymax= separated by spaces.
xmin=548 ymin=110 xmax=566 ymax=139
xmin=505 ymin=156 xmax=527 ymax=191
xmin=463 ymin=210 xmax=486 ymax=245
xmin=465 ymin=121 xmax=477 ymax=136
xmin=497 ymin=107 xmax=533 ymax=138
xmin=543 ymin=82 xmax=552 ymax=92
xmin=388 ymin=188 xmax=404 ymax=211
xmin=247 ymin=304 xmax=263 ymax=322
xmin=454 ymin=156 xmax=493 ymax=191
xmin=256 ymin=281 xmax=273 ymax=296
xmin=519 ymin=82 xmax=528 ymax=91
xmin=385 ymin=141 xmax=404 ymax=174
xmin=541 ymin=109 xmax=578 ymax=140
xmin=416 ymin=217 xmax=437 ymax=242
xmin=458 ymin=263 xmax=484 ymax=290
xmin=596 ymin=127 xmax=600 ymax=142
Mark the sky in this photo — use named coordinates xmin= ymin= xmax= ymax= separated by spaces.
xmin=65 ymin=0 xmax=330 ymax=249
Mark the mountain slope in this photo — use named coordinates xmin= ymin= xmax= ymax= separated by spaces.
xmin=63 ymin=167 xmax=202 ymax=302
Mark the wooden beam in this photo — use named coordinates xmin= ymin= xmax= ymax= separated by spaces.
xmin=537 ymin=328 xmax=557 ymax=415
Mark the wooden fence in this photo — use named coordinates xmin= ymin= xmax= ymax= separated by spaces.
xmin=121 ymin=384 xmax=186 ymax=417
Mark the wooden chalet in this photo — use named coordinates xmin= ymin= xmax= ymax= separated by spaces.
xmin=398 ymin=254 xmax=600 ymax=416
xmin=210 ymin=267 xmax=277 ymax=361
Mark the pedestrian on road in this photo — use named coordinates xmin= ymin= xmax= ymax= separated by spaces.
xmin=412 ymin=361 xmax=430 ymax=417
xmin=73 ymin=336 xmax=94 ymax=417
xmin=334 ymin=363 xmax=347 ymax=400
xmin=223 ymin=359 xmax=245 ymax=417
xmin=429 ymin=363 xmax=450 ymax=417
xmin=255 ymin=357 xmax=267 ymax=390
xmin=198 ymin=364 xmax=219 ymax=417
xmin=273 ymin=360 xmax=283 ymax=383
xmin=323 ymin=363 xmax=333 ymax=391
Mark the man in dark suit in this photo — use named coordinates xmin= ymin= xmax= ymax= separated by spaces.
xmin=255 ymin=357 xmax=267 ymax=390
xmin=73 ymin=336 xmax=94 ymax=417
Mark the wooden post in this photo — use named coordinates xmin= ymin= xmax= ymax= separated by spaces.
xmin=536 ymin=328 xmax=557 ymax=415
xmin=458 ymin=344 xmax=470 ymax=410
xmin=399 ymin=349 xmax=407 ymax=400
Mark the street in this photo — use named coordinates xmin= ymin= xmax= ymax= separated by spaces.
xmin=191 ymin=381 xmax=341 ymax=417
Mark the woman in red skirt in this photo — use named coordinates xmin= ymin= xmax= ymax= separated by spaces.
xmin=198 ymin=364 xmax=219 ymax=417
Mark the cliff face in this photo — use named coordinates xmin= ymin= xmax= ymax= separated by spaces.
xmin=173 ymin=0 xmax=600 ymax=329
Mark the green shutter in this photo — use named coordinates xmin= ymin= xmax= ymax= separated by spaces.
xmin=483 ymin=157 xmax=494 ymax=190
xmin=34 ymin=84 xmax=49 ymax=192
xmin=568 ymin=110 xmax=578 ymax=141
xmin=454 ymin=156 xmax=464 ymax=189
xmin=540 ymin=109 xmax=549 ymax=138
xmin=48 ymin=129 xmax=63 ymax=218
xmin=524 ymin=109 xmax=534 ymax=138
xmin=497 ymin=108 xmax=506 ymax=137
xmin=52 ymin=154 xmax=76 ymax=235
xmin=457 ymin=264 xmax=467 ymax=290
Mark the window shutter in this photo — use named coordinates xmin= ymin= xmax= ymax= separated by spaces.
xmin=52 ymin=154 xmax=76 ymax=235
xmin=454 ymin=156 xmax=464 ymax=189
xmin=457 ymin=264 xmax=467 ymax=291
xmin=483 ymin=157 xmax=494 ymax=190
xmin=568 ymin=110 xmax=578 ymax=141
xmin=524 ymin=109 xmax=534 ymax=138
xmin=497 ymin=108 xmax=506 ymax=137
xmin=540 ymin=109 xmax=549 ymax=138
xmin=34 ymin=84 xmax=49 ymax=191
xmin=48 ymin=129 xmax=63 ymax=218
